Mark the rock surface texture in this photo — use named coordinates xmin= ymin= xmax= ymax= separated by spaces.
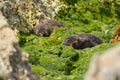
xmin=84 ymin=45 xmax=120 ymax=80
xmin=0 ymin=11 xmax=40 ymax=80
xmin=0 ymin=0 xmax=65 ymax=33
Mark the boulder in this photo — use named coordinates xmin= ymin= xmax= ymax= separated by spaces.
xmin=0 ymin=0 xmax=65 ymax=33
xmin=84 ymin=45 xmax=120 ymax=80
xmin=0 ymin=11 xmax=40 ymax=80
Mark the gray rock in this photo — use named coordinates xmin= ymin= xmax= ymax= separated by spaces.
xmin=0 ymin=11 xmax=40 ymax=80
xmin=0 ymin=0 xmax=65 ymax=33
xmin=84 ymin=45 xmax=120 ymax=80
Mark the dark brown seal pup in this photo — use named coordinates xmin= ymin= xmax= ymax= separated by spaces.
xmin=35 ymin=19 xmax=65 ymax=37
xmin=63 ymin=34 xmax=102 ymax=49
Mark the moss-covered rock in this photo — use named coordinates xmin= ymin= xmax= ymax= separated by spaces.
xmin=0 ymin=0 xmax=65 ymax=33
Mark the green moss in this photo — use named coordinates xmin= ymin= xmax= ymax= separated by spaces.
xmin=18 ymin=0 xmax=120 ymax=79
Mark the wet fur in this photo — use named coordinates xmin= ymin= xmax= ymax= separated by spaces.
xmin=63 ymin=34 xmax=102 ymax=49
xmin=35 ymin=19 xmax=65 ymax=37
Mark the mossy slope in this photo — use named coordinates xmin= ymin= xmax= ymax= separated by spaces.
xmin=19 ymin=0 xmax=120 ymax=80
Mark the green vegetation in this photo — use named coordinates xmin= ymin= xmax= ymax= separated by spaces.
xmin=18 ymin=0 xmax=120 ymax=80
